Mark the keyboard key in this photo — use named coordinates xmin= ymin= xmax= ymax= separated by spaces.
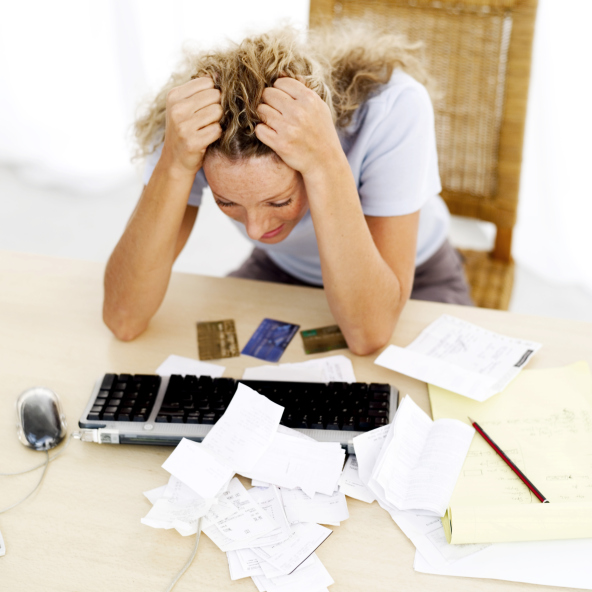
xmin=358 ymin=416 xmax=372 ymax=430
xmin=100 ymin=374 xmax=116 ymax=390
xmin=298 ymin=415 xmax=310 ymax=429
xmin=118 ymin=407 xmax=133 ymax=421
xmin=343 ymin=416 xmax=357 ymax=431
xmin=326 ymin=416 xmax=341 ymax=430
xmin=369 ymin=401 xmax=388 ymax=410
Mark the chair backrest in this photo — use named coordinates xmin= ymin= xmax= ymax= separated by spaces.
xmin=310 ymin=0 xmax=538 ymax=261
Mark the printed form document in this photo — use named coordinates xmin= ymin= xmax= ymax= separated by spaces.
xmin=375 ymin=314 xmax=541 ymax=401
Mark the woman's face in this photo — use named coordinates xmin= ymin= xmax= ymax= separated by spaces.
xmin=202 ymin=153 xmax=309 ymax=244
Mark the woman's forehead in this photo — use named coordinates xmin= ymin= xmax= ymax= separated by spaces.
xmin=203 ymin=154 xmax=299 ymax=201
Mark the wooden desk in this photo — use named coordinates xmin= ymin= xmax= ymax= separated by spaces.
xmin=1 ymin=250 xmax=591 ymax=591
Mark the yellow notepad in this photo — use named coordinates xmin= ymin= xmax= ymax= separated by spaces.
xmin=430 ymin=361 xmax=592 ymax=544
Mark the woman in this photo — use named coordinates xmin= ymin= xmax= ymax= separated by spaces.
xmin=103 ymin=24 xmax=472 ymax=355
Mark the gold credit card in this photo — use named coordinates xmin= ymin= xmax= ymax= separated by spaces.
xmin=300 ymin=325 xmax=348 ymax=355
xmin=197 ymin=320 xmax=240 ymax=360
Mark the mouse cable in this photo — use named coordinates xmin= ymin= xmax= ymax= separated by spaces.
xmin=0 ymin=431 xmax=75 ymax=476
xmin=165 ymin=518 xmax=202 ymax=592
xmin=0 ymin=432 xmax=76 ymax=514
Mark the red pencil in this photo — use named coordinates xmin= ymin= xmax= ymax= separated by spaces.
xmin=468 ymin=417 xmax=550 ymax=504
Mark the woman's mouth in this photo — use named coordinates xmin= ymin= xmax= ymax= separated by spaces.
xmin=261 ymin=224 xmax=285 ymax=239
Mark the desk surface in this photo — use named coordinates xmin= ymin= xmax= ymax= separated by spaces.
xmin=1 ymin=250 xmax=591 ymax=592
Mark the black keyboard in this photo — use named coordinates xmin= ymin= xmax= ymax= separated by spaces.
xmin=78 ymin=373 xmax=399 ymax=451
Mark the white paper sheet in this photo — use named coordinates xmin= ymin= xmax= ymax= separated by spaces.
xmin=0 ymin=529 xmax=5 ymax=557
xmin=373 ymin=396 xmax=474 ymax=516
xmin=161 ymin=438 xmax=234 ymax=499
xmin=374 ymin=315 xmax=541 ymax=402
xmin=276 ymin=425 xmax=315 ymax=441
xmin=352 ymin=424 xmax=391 ymax=501
xmin=143 ymin=484 xmax=167 ymax=505
xmin=414 ymin=538 xmax=592 ymax=590
xmin=253 ymin=554 xmax=334 ymax=592
xmin=280 ymin=488 xmax=349 ymax=526
xmin=141 ymin=497 xmax=211 ymax=535
xmin=243 ymin=364 xmax=325 ymax=383
xmin=338 ymin=455 xmax=376 ymax=504
xmin=202 ymin=383 xmax=283 ymax=473
xmin=202 ymin=479 xmax=278 ymax=552
xmin=259 ymin=552 xmax=317 ymax=579
xmin=141 ymin=475 xmax=232 ymax=536
xmin=251 ymin=522 xmax=332 ymax=575
xmin=244 ymin=432 xmax=345 ymax=497
xmin=380 ymin=502 xmax=489 ymax=569
xmin=227 ymin=549 xmax=265 ymax=580
xmin=247 ymin=486 xmax=291 ymax=547
xmin=156 ymin=354 xmax=225 ymax=378
xmin=243 ymin=355 xmax=356 ymax=383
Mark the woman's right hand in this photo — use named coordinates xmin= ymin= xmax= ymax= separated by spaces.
xmin=160 ymin=77 xmax=223 ymax=176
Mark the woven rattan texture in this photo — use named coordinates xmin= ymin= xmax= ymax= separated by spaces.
xmin=335 ymin=1 xmax=512 ymax=202
xmin=459 ymin=248 xmax=515 ymax=309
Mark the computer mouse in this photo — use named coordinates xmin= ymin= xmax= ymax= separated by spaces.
xmin=16 ymin=387 xmax=67 ymax=451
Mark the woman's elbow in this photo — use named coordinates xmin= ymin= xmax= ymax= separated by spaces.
xmin=102 ymin=306 xmax=148 ymax=342
xmin=347 ymin=326 xmax=393 ymax=357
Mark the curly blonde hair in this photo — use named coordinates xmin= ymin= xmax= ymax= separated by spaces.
xmin=134 ymin=21 xmax=430 ymax=160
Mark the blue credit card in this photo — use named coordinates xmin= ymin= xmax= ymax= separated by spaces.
xmin=242 ymin=318 xmax=300 ymax=363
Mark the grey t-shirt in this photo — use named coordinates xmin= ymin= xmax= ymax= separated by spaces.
xmin=144 ymin=69 xmax=449 ymax=285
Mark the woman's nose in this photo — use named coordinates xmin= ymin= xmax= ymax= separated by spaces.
xmin=244 ymin=211 xmax=270 ymax=241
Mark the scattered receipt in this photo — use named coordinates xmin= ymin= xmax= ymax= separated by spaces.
xmin=156 ymin=354 xmax=225 ymax=378
xmin=243 ymin=354 xmax=356 ymax=383
xmin=251 ymin=522 xmax=332 ymax=575
xmin=202 ymin=478 xmax=279 ymax=552
xmin=202 ymin=382 xmax=283 ymax=473
xmin=374 ymin=314 xmax=541 ymax=402
xmin=371 ymin=395 xmax=474 ymax=517
xmin=162 ymin=438 xmax=234 ymax=499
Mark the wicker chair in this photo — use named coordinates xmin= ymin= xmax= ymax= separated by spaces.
xmin=309 ymin=0 xmax=538 ymax=309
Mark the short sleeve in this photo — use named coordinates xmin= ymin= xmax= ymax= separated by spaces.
xmin=357 ymin=82 xmax=441 ymax=217
xmin=142 ymin=143 xmax=209 ymax=207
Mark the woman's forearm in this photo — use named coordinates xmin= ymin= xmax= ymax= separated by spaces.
xmin=303 ymin=154 xmax=406 ymax=355
xmin=103 ymin=161 xmax=196 ymax=340
xmin=104 ymin=76 xmax=222 ymax=340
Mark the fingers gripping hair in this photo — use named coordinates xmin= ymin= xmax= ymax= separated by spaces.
xmin=193 ymin=29 xmax=333 ymax=161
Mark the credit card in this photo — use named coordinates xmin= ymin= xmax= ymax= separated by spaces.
xmin=241 ymin=318 xmax=300 ymax=363
xmin=197 ymin=320 xmax=240 ymax=360
xmin=300 ymin=325 xmax=348 ymax=355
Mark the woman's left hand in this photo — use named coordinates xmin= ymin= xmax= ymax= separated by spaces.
xmin=255 ymin=77 xmax=344 ymax=176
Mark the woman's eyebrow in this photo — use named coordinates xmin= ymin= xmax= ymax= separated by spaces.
xmin=212 ymin=187 xmax=294 ymax=203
